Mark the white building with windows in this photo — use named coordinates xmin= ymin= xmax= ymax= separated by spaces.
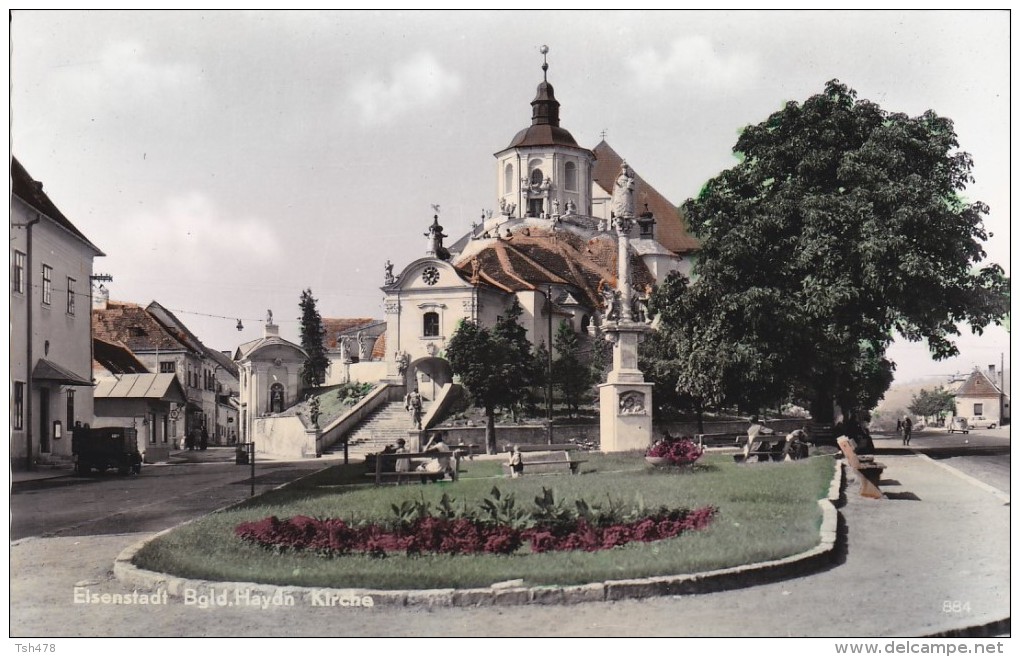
xmin=376 ymin=52 xmax=699 ymax=399
xmin=10 ymin=157 xmax=104 ymax=470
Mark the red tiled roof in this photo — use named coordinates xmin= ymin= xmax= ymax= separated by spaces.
xmin=372 ymin=332 xmax=386 ymax=359
xmin=956 ymin=370 xmax=1004 ymax=397
xmin=92 ymin=301 xmax=191 ymax=353
xmin=322 ymin=318 xmax=381 ymax=350
xmin=592 ymin=141 xmax=700 ymax=254
xmin=454 ymin=229 xmax=654 ymax=310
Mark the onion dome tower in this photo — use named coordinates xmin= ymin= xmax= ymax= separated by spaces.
xmin=493 ymin=46 xmax=595 ymax=222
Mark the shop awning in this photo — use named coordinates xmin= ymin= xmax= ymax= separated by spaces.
xmin=94 ymin=373 xmax=186 ymax=403
xmin=32 ymin=359 xmax=93 ymax=386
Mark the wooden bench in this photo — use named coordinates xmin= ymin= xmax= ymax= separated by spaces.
xmin=732 ymin=429 xmax=785 ymax=463
xmin=516 ymin=443 xmax=582 ymax=453
xmin=367 ymin=450 xmax=462 ymax=485
xmin=500 ymin=450 xmax=585 ymax=476
xmin=837 ymin=436 xmax=885 ymax=499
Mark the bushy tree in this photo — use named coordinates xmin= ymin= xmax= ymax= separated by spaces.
xmin=298 ymin=288 xmax=329 ymax=388
xmin=447 ymin=297 xmax=536 ymax=454
xmin=908 ymin=387 xmax=956 ymax=424
xmin=552 ymin=320 xmax=589 ymax=417
xmin=671 ymin=80 xmax=1009 ymax=423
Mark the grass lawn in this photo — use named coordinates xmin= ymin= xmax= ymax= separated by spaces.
xmin=134 ymin=452 xmax=834 ymax=590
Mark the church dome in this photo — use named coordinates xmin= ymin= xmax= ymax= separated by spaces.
xmin=500 ymin=55 xmax=584 ymax=151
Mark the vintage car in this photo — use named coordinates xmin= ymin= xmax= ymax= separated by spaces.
xmin=968 ymin=416 xmax=997 ymax=430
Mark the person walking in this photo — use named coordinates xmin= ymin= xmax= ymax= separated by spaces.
xmin=902 ymin=416 xmax=913 ymax=446
xmin=405 ymin=387 xmax=423 ymax=430
xmin=200 ymin=426 xmax=210 ymax=451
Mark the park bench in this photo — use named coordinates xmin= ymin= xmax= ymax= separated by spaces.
xmin=500 ymin=449 xmax=585 ymax=476
xmin=732 ymin=428 xmax=783 ymax=463
xmin=367 ymin=450 xmax=462 ymax=486
xmin=836 ymin=436 xmax=885 ymax=499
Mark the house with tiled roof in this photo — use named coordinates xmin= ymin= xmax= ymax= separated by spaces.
xmin=92 ymin=291 xmax=240 ymax=447
xmin=321 ymin=317 xmax=386 ymax=385
xmin=11 ymin=157 xmax=104 ymax=470
xmin=953 ymin=366 xmax=1010 ymax=427
xmin=375 ymin=51 xmax=696 ymax=398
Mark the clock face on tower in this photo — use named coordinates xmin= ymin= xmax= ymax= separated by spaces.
xmin=422 ymin=266 xmax=440 ymax=286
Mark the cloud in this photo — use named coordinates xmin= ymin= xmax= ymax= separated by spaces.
xmin=105 ymin=192 xmax=280 ymax=285
xmin=347 ymin=51 xmax=462 ymax=125
xmin=627 ymin=35 xmax=759 ymax=94
xmin=53 ymin=40 xmax=204 ymax=116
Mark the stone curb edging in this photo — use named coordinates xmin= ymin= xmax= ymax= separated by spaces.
xmin=115 ymin=459 xmax=845 ymax=608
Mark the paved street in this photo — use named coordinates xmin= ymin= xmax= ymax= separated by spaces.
xmin=9 ymin=441 xmax=1010 ymax=638
xmin=10 ymin=448 xmax=332 ymax=541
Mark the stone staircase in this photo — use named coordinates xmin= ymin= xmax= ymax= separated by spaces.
xmin=343 ymin=400 xmax=430 ymax=458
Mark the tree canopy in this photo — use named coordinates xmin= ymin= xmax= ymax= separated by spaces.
xmin=446 ymin=297 xmax=536 ymax=453
xmin=908 ymin=387 xmax=956 ymax=422
xmin=552 ymin=319 xmax=590 ymax=416
xmin=298 ymin=288 xmax=329 ymax=388
xmin=660 ymin=80 xmax=1009 ymax=422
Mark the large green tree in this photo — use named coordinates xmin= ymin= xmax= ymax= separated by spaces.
xmin=298 ymin=288 xmax=329 ymax=388
xmin=446 ymin=297 xmax=536 ymax=453
xmin=671 ymin=80 xmax=1009 ymax=423
xmin=552 ymin=320 xmax=589 ymax=416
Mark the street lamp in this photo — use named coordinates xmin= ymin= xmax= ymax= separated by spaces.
xmin=541 ymin=285 xmax=554 ymax=445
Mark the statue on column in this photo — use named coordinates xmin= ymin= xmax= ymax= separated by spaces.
xmin=266 ymin=309 xmax=274 ymax=324
xmin=611 ymin=162 xmax=635 ymax=220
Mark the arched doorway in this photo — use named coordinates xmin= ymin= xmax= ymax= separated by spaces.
xmin=405 ymin=357 xmax=453 ymax=402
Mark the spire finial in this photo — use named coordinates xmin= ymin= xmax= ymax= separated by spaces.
xmin=540 ymin=45 xmax=549 ymax=82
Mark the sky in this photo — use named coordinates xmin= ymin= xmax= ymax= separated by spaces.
xmin=9 ymin=9 xmax=1011 ymax=386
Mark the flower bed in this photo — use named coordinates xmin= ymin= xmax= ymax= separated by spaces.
xmin=646 ymin=435 xmax=704 ymax=466
xmin=236 ymin=507 xmax=716 ymax=557
xmin=235 ymin=487 xmax=717 ymax=557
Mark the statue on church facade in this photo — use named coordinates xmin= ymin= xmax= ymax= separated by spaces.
xmin=566 ymin=199 xmax=576 ymax=215
xmin=266 ymin=309 xmax=273 ymax=324
xmin=611 ymin=162 xmax=635 ymax=219
xmin=396 ymin=350 xmax=410 ymax=376
xmin=552 ymin=198 xmax=561 ymax=216
xmin=384 ymin=260 xmax=395 ymax=285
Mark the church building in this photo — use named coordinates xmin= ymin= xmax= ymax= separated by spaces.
xmin=377 ymin=49 xmax=699 ymax=401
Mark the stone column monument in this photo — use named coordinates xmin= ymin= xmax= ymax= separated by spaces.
xmin=598 ymin=162 xmax=654 ymax=452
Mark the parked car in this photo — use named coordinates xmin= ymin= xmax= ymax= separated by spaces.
xmin=73 ymin=426 xmax=142 ymax=475
xmin=968 ymin=416 xmax=997 ymax=430
xmin=947 ymin=416 xmax=970 ymax=434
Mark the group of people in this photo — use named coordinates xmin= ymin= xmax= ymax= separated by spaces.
xmin=184 ymin=427 xmax=209 ymax=451
xmin=382 ymin=431 xmax=456 ymax=483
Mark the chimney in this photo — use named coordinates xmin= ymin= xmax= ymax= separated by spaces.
xmin=989 ymin=364 xmax=996 ymax=377
xmin=92 ymin=284 xmax=109 ymax=310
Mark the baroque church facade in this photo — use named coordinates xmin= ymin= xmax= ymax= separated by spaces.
xmin=377 ymin=53 xmax=700 ymax=402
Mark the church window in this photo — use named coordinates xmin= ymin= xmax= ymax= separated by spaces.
xmin=564 ymin=161 xmax=577 ymax=191
xmin=423 ymin=312 xmax=440 ymax=338
xmin=530 ymin=168 xmax=544 ymax=186
xmin=504 ymin=163 xmax=514 ymax=193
